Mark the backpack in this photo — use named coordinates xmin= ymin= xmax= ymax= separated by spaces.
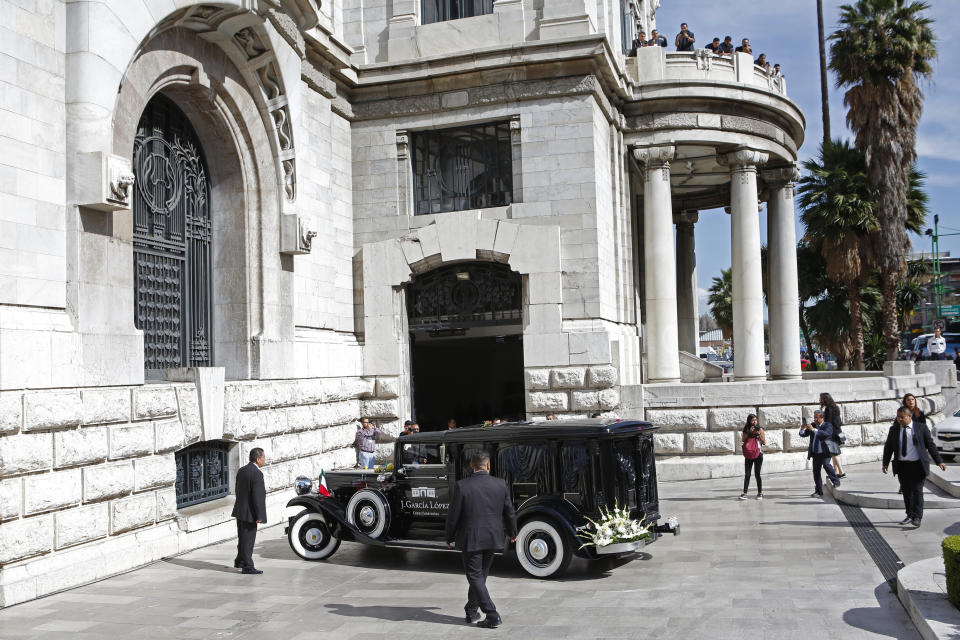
xmin=742 ymin=437 xmax=761 ymax=460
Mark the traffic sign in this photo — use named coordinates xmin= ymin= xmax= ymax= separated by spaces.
xmin=942 ymin=305 xmax=960 ymax=317
xmin=933 ymin=318 xmax=946 ymax=331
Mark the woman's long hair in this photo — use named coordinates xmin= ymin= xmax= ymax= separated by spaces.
xmin=820 ymin=392 xmax=838 ymax=410
xmin=742 ymin=414 xmax=759 ymax=434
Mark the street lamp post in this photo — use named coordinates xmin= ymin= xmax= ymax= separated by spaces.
xmin=925 ymin=215 xmax=960 ymax=324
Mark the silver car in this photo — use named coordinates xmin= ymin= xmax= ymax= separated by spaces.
xmin=932 ymin=408 xmax=960 ymax=461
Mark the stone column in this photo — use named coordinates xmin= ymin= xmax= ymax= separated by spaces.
xmin=674 ymin=211 xmax=699 ymax=355
xmin=719 ymin=149 xmax=769 ymax=381
xmin=762 ymin=165 xmax=802 ymax=379
xmin=633 ymin=145 xmax=680 ymax=383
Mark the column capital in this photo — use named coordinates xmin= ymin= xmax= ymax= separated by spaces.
xmin=760 ymin=163 xmax=800 ymax=186
xmin=718 ymin=148 xmax=769 ymax=170
xmin=673 ymin=210 xmax=699 ymax=225
xmin=632 ymin=145 xmax=676 ymax=165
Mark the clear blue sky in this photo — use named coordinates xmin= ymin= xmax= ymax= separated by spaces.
xmin=652 ymin=1 xmax=960 ymax=311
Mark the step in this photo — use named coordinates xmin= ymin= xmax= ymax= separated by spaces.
xmin=826 ymin=468 xmax=960 ymax=510
xmin=927 ymin=464 xmax=960 ymax=499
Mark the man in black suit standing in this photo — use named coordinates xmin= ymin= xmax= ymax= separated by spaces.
xmin=232 ymin=447 xmax=267 ymax=574
xmin=883 ymin=406 xmax=946 ymax=527
xmin=445 ymin=451 xmax=517 ymax=628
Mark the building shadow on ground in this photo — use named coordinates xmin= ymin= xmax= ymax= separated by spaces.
xmin=323 ymin=603 xmax=468 ymax=626
xmin=842 ymin=583 xmax=923 ymax=639
xmin=162 ymin=558 xmax=237 ymax=573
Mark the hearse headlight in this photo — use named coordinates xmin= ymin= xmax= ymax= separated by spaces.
xmin=295 ymin=476 xmax=313 ymax=495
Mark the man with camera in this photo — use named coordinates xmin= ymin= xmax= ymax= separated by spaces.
xmin=883 ymin=406 xmax=945 ymax=527
xmin=799 ymin=410 xmax=841 ymax=496
xmin=675 ymin=23 xmax=695 ymax=51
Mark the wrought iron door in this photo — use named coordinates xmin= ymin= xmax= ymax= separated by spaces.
xmin=133 ymin=95 xmax=213 ymax=373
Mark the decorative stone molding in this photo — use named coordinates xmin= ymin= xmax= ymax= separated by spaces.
xmin=718 ymin=148 xmax=769 ymax=170
xmin=74 ymin=153 xmax=135 ymax=212
xmin=672 ymin=210 xmax=699 ymax=225
xmin=633 ymin=144 xmax=676 ymax=182
xmin=280 ymin=214 xmax=317 ymax=254
xmin=760 ymin=164 xmax=800 ymax=189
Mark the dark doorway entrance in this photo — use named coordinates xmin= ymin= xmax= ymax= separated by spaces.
xmin=406 ymin=262 xmax=524 ymax=430
xmin=411 ymin=335 xmax=524 ymax=430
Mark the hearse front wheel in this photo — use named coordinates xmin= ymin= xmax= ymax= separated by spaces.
xmin=515 ymin=518 xmax=572 ymax=578
xmin=288 ymin=510 xmax=341 ymax=560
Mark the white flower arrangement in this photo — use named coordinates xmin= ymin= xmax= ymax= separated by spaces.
xmin=578 ymin=502 xmax=652 ymax=549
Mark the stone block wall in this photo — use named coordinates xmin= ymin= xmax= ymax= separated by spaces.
xmin=0 ymin=375 xmax=400 ymax=606
xmin=525 ymin=365 xmax=620 ymax=419
xmin=636 ymin=373 xmax=947 ymax=480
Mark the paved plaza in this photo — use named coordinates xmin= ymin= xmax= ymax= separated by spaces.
xmin=2 ymin=462 xmax=952 ymax=639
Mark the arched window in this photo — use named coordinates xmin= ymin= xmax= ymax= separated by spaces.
xmin=175 ymin=441 xmax=230 ymax=508
xmin=132 ymin=94 xmax=213 ymax=375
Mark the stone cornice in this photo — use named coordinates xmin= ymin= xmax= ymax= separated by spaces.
xmin=760 ymin=164 xmax=801 ymax=186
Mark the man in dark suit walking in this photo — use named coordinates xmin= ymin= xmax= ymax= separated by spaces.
xmin=232 ymin=448 xmax=267 ymax=574
xmin=445 ymin=451 xmax=517 ymax=628
xmin=883 ymin=405 xmax=946 ymax=527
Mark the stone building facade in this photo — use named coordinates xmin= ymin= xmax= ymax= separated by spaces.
xmin=0 ymin=0 xmax=944 ymax=606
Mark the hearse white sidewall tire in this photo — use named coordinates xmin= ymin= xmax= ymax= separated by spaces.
xmin=515 ymin=518 xmax=571 ymax=578
xmin=288 ymin=510 xmax=340 ymax=560
xmin=346 ymin=489 xmax=390 ymax=539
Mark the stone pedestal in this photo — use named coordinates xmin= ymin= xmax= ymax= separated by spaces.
xmin=675 ymin=211 xmax=699 ymax=355
xmin=634 ymin=145 xmax=680 ymax=384
xmin=763 ymin=166 xmax=801 ymax=379
xmin=720 ymin=149 xmax=768 ymax=381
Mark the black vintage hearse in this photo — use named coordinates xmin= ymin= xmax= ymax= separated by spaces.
xmin=284 ymin=419 xmax=673 ymax=578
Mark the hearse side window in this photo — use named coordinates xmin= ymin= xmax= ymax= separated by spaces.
xmin=614 ymin=438 xmax=638 ymax=508
xmin=402 ymin=442 xmax=444 ymax=466
xmin=459 ymin=444 xmax=487 ymax=480
xmin=561 ymin=442 xmax=590 ymax=507
xmin=497 ymin=442 xmax=549 ymax=502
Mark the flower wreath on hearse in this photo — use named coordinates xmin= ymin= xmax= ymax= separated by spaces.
xmin=577 ymin=501 xmax=652 ymax=549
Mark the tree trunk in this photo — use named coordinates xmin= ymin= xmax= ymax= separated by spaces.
xmin=881 ymin=268 xmax=901 ymax=361
xmin=816 ymin=0 xmax=831 ymax=145
xmin=799 ymin=303 xmax=816 ymax=369
xmin=849 ymin=284 xmax=865 ymax=370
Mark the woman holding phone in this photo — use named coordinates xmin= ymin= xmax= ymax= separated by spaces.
xmin=740 ymin=414 xmax=765 ymax=500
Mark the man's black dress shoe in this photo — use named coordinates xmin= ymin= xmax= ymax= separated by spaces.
xmin=241 ymin=568 xmax=263 ymax=575
xmin=477 ymin=616 xmax=501 ymax=628
xmin=465 ymin=612 xmax=481 ymax=624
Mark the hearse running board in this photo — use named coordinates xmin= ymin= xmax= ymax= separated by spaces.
xmin=382 ymin=539 xmax=459 ymax=552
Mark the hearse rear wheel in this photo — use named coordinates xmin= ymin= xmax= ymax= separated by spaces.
xmin=515 ymin=518 xmax=572 ymax=578
xmin=288 ymin=510 xmax=341 ymax=560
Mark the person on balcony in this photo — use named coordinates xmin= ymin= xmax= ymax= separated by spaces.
xmin=647 ymin=29 xmax=667 ymax=48
xmin=675 ymin=23 xmax=696 ymax=51
xmin=718 ymin=36 xmax=735 ymax=55
xmin=755 ymin=53 xmax=770 ymax=70
xmin=705 ymin=37 xmax=721 ymax=54
xmin=773 ymin=63 xmax=784 ymax=78
xmin=735 ymin=38 xmax=753 ymax=54
xmin=630 ymin=29 xmax=647 ymax=56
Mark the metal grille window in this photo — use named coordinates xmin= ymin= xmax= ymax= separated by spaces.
xmin=422 ymin=0 xmax=493 ymax=24
xmin=413 ymin=122 xmax=513 ymax=215
xmin=133 ymin=94 xmax=213 ymax=375
xmin=407 ymin=262 xmax=522 ymax=330
xmin=175 ymin=441 xmax=230 ymax=508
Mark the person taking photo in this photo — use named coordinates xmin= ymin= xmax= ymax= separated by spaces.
xmin=739 ymin=414 xmax=765 ymax=500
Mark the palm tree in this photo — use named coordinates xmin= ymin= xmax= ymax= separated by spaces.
xmin=798 ymin=140 xmax=879 ymax=370
xmin=829 ymin=0 xmax=936 ymax=360
xmin=797 ymin=242 xmax=830 ymax=365
xmin=817 ymin=0 xmax=831 ymax=144
xmin=897 ymin=259 xmax=930 ymax=329
xmin=708 ymin=268 xmax=733 ymax=341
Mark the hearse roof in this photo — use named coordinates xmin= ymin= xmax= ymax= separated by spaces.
xmin=399 ymin=419 xmax=656 ymax=444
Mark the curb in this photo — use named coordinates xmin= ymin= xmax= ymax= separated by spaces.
xmin=897 ymin=557 xmax=960 ymax=640
xmin=927 ymin=467 xmax=960 ymax=499
xmin=827 ymin=482 xmax=959 ymax=510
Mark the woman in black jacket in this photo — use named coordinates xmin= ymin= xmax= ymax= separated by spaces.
xmin=903 ymin=393 xmax=926 ymax=424
xmin=820 ymin=393 xmax=845 ymax=478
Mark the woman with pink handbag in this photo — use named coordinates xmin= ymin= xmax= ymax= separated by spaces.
xmin=740 ymin=414 xmax=766 ymax=500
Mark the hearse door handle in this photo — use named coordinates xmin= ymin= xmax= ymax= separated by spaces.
xmin=437 ymin=475 xmax=447 ymax=480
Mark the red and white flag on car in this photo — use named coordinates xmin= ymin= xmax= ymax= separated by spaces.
xmin=318 ymin=470 xmax=331 ymax=497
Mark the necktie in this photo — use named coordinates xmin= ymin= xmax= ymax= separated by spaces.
xmin=901 ymin=427 xmax=907 ymax=458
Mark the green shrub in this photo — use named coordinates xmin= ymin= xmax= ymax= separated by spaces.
xmin=942 ymin=536 xmax=960 ymax=608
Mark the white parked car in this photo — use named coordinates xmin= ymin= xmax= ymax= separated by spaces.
xmin=932 ymin=408 xmax=960 ymax=461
